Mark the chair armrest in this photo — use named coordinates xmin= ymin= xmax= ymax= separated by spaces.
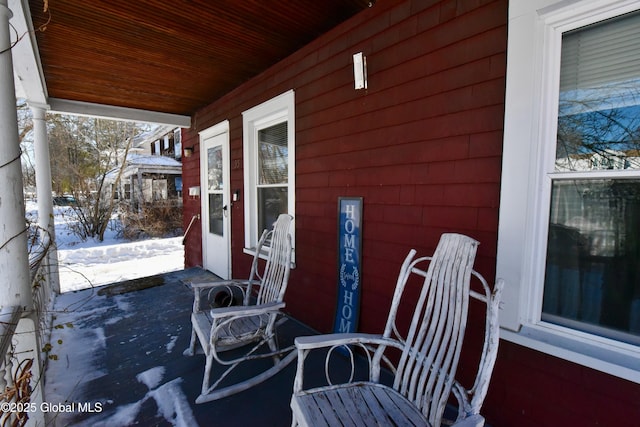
xmin=294 ymin=333 xmax=397 ymax=350
xmin=209 ymin=301 xmax=285 ymax=319
xmin=190 ymin=279 xmax=255 ymax=289
xmin=292 ymin=333 xmax=404 ymax=394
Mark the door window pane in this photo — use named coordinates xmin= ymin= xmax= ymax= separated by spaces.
xmin=209 ymin=194 xmax=223 ymax=237
xmin=208 ymin=146 xmax=223 ymax=191
xmin=207 ymin=145 xmax=224 ymax=237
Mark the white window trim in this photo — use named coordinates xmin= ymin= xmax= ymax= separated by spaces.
xmin=497 ymin=0 xmax=640 ymax=383
xmin=242 ymin=90 xmax=296 ymax=262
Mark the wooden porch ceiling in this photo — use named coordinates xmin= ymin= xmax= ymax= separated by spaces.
xmin=27 ymin=0 xmax=372 ymax=118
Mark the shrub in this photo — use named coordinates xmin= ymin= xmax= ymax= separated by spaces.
xmin=120 ymin=201 xmax=182 ymax=240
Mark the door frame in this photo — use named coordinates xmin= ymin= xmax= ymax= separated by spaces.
xmin=199 ymin=120 xmax=231 ymax=279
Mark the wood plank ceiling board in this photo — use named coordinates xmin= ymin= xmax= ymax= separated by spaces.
xmin=27 ymin=0 xmax=372 ymax=117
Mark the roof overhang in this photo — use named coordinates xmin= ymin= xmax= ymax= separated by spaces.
xmin=10 ymin=0 xmax=372 ymax=126
xmin=10 ymin=0 xmax=47 ymax=107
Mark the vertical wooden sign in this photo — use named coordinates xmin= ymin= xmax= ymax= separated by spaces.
xmin=333 ymin=197 xmax=363 ymax=334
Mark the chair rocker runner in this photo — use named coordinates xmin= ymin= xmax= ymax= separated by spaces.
xmin=185 ymin=213 xmax=296 ymax=403
xmin=290 ymin=233 xmax=505 ymax=427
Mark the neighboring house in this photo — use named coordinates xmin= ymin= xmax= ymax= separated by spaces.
xmin=106 ymin=127 xmax=183 ymax=210
xmin=179 ymin=1 xmax=639 ymax=425
xmin=107 ymin=154 xmax=182 ymax=208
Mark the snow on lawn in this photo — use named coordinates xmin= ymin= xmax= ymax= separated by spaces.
xmin=27 ymin=201 xmax=184 ymax=293
xmin=57 ymin=237 xmax=184 ymax=293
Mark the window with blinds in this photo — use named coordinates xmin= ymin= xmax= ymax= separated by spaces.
xmin=242 ymin=90 xmax=295 ymax=255
xmin=544 ymin=11 xmax=640 ymax=344
xmin=257 ymin=121 xmax=289 ymax=234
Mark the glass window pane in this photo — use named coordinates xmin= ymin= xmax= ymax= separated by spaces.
xmin=258 ymin=187 xmax=287 ymax=233
xmin=543 ymin=179 xmax=640 ymax=344
xmin=258 ymin=122 xmax=288 ymax=185
xmin=556 ymin=11 xmax=640 ymax=172
xmin=208 ymin=146 xmax=223 ymax=191
xmin=209 ymin=194 xmax=223 ymax=236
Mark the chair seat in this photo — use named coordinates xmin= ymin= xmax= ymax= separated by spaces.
xmin=191 ymin=311 xmax=269 ymax=353
xmin=291 ymin=382 xmax=430 ymax=427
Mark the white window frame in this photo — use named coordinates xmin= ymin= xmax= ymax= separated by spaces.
xmin=242 ymin=90 xmax=295 ymax=261
xmin=497 ymin=0 xmax=640 ymax=383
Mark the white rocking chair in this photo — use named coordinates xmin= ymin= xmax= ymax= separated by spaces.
xmin=185 ymin=213 xmax=296 ymax=403
xmin=290 ymin=233 xmax=504 ymax=427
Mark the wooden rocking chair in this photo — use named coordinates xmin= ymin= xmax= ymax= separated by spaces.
xmin=290 ymin=233 xmax=504 ymax=427
xmin=185 ymin=213 xmax=296 ymax=403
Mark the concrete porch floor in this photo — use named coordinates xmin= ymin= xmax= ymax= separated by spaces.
xmin=43 ymin=268 xmax=314 ymax=427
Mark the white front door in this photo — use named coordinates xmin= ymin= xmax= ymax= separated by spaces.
xmin=200 ymin=122 xmax=231 ymax=279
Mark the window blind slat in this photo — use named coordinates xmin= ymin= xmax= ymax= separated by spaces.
xmin=560 ymin=11 xmax=640 ymax=91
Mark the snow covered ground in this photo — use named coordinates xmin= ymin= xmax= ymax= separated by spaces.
xmin=27 ymin=201 xmax=185 ymax=293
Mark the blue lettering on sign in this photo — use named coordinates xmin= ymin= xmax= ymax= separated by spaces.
xmin=333 ymin=198 xmax=362 ymax=334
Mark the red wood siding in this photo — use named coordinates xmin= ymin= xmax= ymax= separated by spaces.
xmin=181 ymin=0 xmax=640 ymax=425
xmin=181 ymin=130 xmax=202 ymax=269
xmin=487 ymin=341 xmax=640 ymax=427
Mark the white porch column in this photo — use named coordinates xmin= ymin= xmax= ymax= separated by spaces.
xmin=137 ymin=169 xmax=143 ymax=214
xmin=32 ymin=105 xmax=60 ymax=293
xmin=0 ymin=0 xmax=31 ymax=309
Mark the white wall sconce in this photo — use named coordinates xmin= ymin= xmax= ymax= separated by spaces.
xmin=183 ymin=146 xmax=194 ymax=157
xmin=353 ymin=52 xmax=367 ymax=90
